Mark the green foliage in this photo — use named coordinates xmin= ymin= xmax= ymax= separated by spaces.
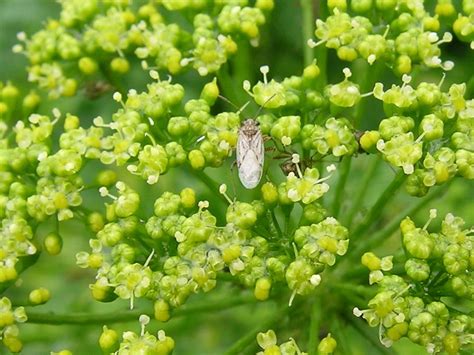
xmin=0 ymin=0 xmax=473 ymax=354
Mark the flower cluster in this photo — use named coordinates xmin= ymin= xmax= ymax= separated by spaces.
xmin=77 ymin=179 xmax=348 ymax=314
xmin=256 ymin=329 xmax=338 ymax=355
xmin=0 ymin=297 xmax=27 ymax=353
xmin=309 ymin=3 xmax=466 ymax=73
xmin=359 ymin=75 xmax=473 ymax=196
xmin=15 ymin=1 xmax=273 ymax=98
xmin=355 ymin=210 xmax=473 ymax=353
xmin=99 ymin=315 xmax=174 ymax=354
xmin=1 ymin=0 xmax=473 ymax=353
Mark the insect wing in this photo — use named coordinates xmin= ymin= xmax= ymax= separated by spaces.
xmin=237 ymin=123 xmax=264 ymax=189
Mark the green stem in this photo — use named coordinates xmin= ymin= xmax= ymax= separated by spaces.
xmin=347 ymin=317 xmax=394 ymax=354
xmin=307 ymin=298 xmax=322 ymax=355
xmin=343 ymin=155 xmax=380 ymax=228
xmin=26 ymin=294 xmax=257 ymax=325
xmin=330 ymin=156 xmax=352 ymax=218
xmin=347 ymin=182 xmax=451 ymax=260
xmin=270 ymin=209 xmax=283 ymax=240
xmin=351 ymin=170 xmax=407 ymax=240
xmin=224 ymin=304 xmax=284 ymax=355
xmin=187 ymin=167 xmax=228 ymax=204
xmin=314 ymin=0 xmax=328 ymax=90
xmin=301 ymin=0 xmax=314 ymax=67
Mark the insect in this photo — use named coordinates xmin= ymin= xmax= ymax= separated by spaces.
xmin=236 ymin=118 xmax=264 ymax=189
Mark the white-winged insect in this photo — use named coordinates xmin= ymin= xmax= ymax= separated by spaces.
xmin=236 ymin=118 xmax=265 ymax=189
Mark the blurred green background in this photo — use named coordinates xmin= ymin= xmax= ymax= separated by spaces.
xmin=1 ymin=0 xmax=473 ymax=354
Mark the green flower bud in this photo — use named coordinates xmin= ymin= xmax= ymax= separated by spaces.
xmin=270 ymin=116 xmax=301 ymax=142
xmin=443 ymin=244 xmax=469 ymax=275
xmin=64 ymin=113 xmax=80 ymax=131
xmin=337 ymin=46 xmax=358 ymax=61
xmin=200 ymin=78 xmax=219 ymax=105
xmin=63 ymin=78 xmax=77 ymax=97
xmin=90 ymin=280 xmax=117 ymax=302
xmin=261 ymin=182 xmax=278 ymax=205
xmin=97 ymin=170 xmax=117 ymax=187
xmin=256 ymin=0 xmax=274 ymax=11
xmin=405 ymin=258 xmax=430 ymax=281
xmin=359 ymin=130 xmax=381 ymax=153
xmin=22 ymin=91 xmax=41 ymax=116
xmin=167 ymin=116 xmax=189 ymax=137
xmin=419 ymin=114 xmax=443 ymax=141
xmin=416 ymin=83 xmax=441 ymax=107
xmin=303 ymin=60 xmax=320 ymax=83
xmin=318 ymin=333 xmax=337 ymax=354
xmin=386 ymin=322 xmax=408 ymax=341
xmin=88 ymin=212 xmax=105 ymax=232
xmin=78 ymin=57 xmax=98 ymax=75
xmin=408 ymin=312 xmax=437 ymax=345
xmin=351 ymin=0 xmax=373 ymax=13
xmin=361 ymin=252 xmax=381 ymax=271
xmin=226 ymin=202 xmax=257 ymax=229
xmin=99 ymin=326 xmax=119 ymax=352
xmin=188 ymin=149 xmax=205 ymax=170
xmin=110 ymin=57 xmax=130 ymax=73
xmin=435 ymin=0 xmax=456 ymax=17
xmin=29 ymin=287 xmax=51 ymax=305
xmin=443 ymin=333 xmax=460 ymax=355
xmin=368 ymin=291 xmax=394 ymax=318
xmin=403 ymin=228 xmax=434 ymax=259
xmin=3 ymin=337 xmax=22 ymax=353
xmin=376 ymin=0 xmax=397 ymax=10
xmin=395 ymin=55 xmax=412 ymax=75
xmin=302 ymin=203 xmax=326 ymax=224
xmin=154 ymin=299 xmax=170 ymax=322
xmin=254 ymin=277 xmax=272 ymax=300
xmin=180 ymin=188 xmax=196 ymax=209
xmin=43 ymin=232 xmax=63 ymax=255
xmin=379 ymin=116 xmax=414 ymax=141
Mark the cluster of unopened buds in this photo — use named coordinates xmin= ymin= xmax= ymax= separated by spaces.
xmin=355 ymin=209 xmax=473 ymax=353
xmin=13 ymin=0 xmax=274 ymax=98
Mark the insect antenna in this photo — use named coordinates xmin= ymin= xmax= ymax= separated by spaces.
xmin=218 ymin=95 xmax=240 ymax=111
xmin=251 ymin=93 xmax=277 ymax=119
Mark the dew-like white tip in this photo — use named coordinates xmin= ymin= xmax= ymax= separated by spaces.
xmin=291 ymin=154 xmax=300 ymax=164
xmin=16 ymin=31 xmax=26 ymax=41
xmin=93 ymin=116 xmax=104 ymax=126
xmin=243 ymin=80 xmax=251 ymax=91
xmin=353 ymin=307 xmax=363 ymax=317
xmin=281 ymin=136 xmax=292 ymax=146
xmin=112 ymin=92 xmax=122 ymax=102
xmin=367 ymin=54 xmax=376 ymax=65
xmin=343 ymin=67 xmax=352 ymax=78
xmin=307 ymin=39 xmax=317 ymax=48
xmin=157 ymin=330 xmax=166 ymax=341
xmin=429 ymin=209 xmax=437 ymax=219
xmin=326 ymin=164 xmax=336 ymax=173
xmin=402 ymin=74 xmax=412 ymax=84
xmin=147 ymin=175 xmax=159 ymax=184
xmin=127 ymin=165 xmax=138 ymax=173
xmin=139 ymin=314 xmax=150 ymax=325
xmin=259 ymin=65 xmax=269 ymax=75
xmin=310 ymin=274 xmax=321 ymax=286
xmin=52 ymin=107 xmax=61 ymax=119
xmin=219 ymin=184 xmax=227 ymax=194
xmin=149 ymin=70 xmax=159 ymax=80
xmin=443 ymin=60 xmax=454 ymax=71
xmin=99 ymin=187 xmax=109 ymax=197
xmin=442 ymin=32 xmax=453 ymax=42
xmin=198 ymin=200 xmax=209 ymax=209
